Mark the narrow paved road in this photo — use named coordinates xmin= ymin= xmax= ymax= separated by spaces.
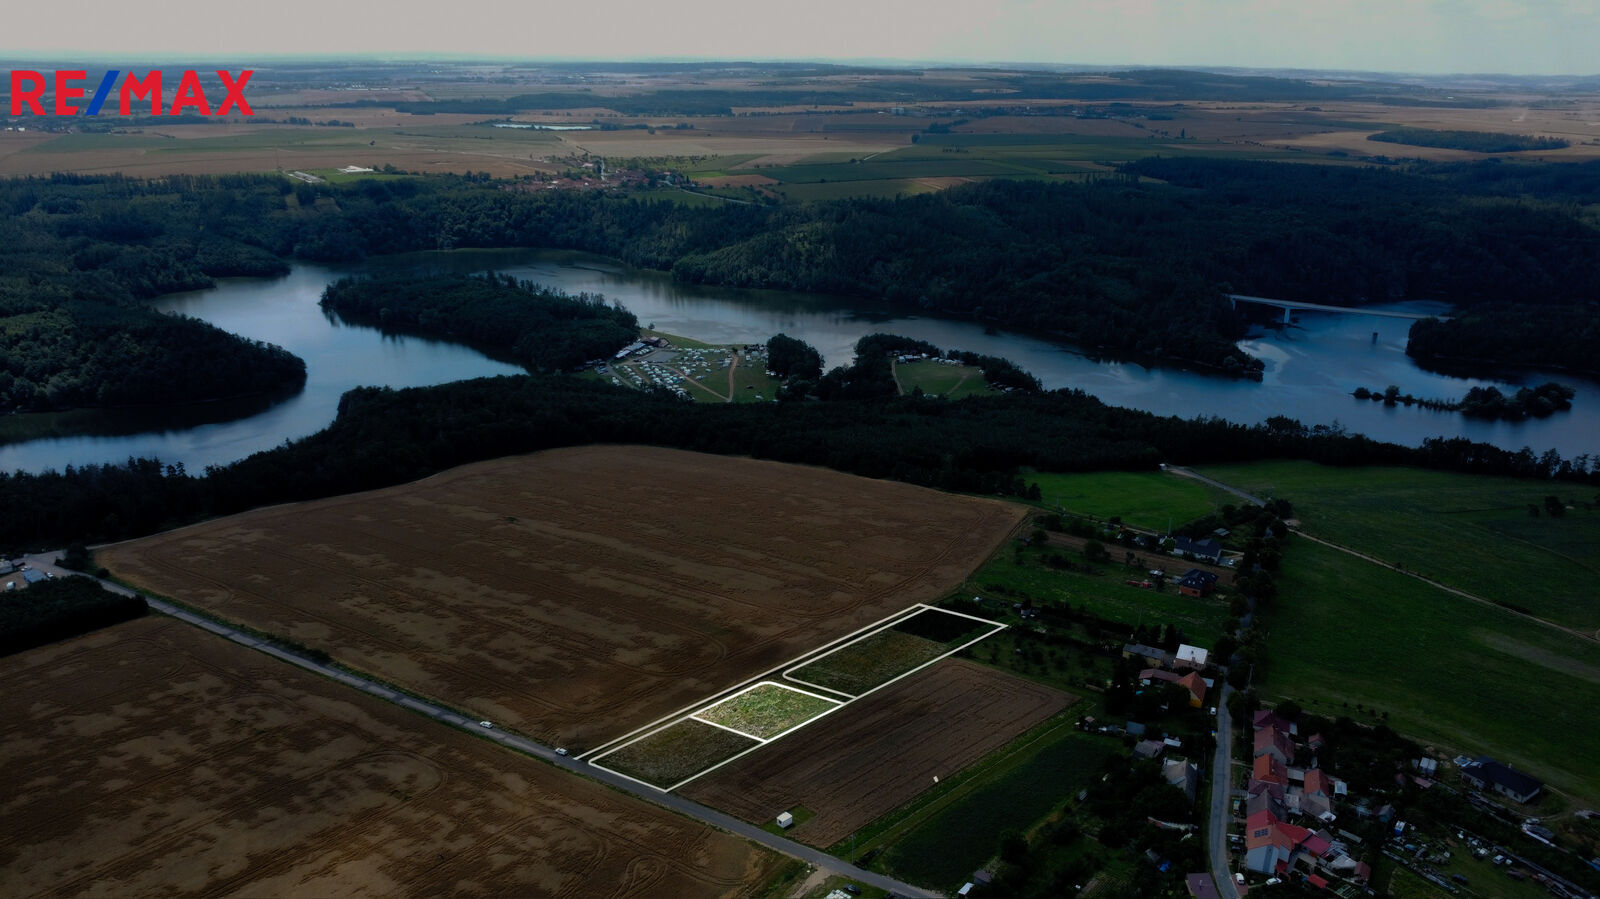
xmin=1167 ymin=466 xmax=1267 ymax=507
xmin=1207 ymin=684 xmax=1241 ymax=899
xmin=24 ymin=551 xmax=939 ymax=899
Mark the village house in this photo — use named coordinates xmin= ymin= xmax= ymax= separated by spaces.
xmin=1123 ymin=643 xmax=1175 ymax=668
xmin=1174 ymin=643 xmax=1209 ymax=670
xmin=1253 ymin=725 xmax=1295 ymax=765
xmin=1177 ymin=568 xmax=1219 ymax=597
xmin=1164 ymin=757 xmax=1200 ymax=802
xmin=1172 ymin=537 xmax=1223 ymax=564
xmin=1460 ymin=756 xmax=1543 ymax=804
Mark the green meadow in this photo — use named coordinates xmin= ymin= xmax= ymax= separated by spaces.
xmin=1023 ymin=469 xmax=1239 ymax=533
xmin=1194 ymin=461 xmax=1600 ymax=631
xmin=1264 ymin=538 xmax=1600 ymax=804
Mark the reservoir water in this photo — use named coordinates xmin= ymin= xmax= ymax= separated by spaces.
xmin=3 ymin=248 xmax=1595 ymax=474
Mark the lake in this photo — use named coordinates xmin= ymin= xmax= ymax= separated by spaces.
xmin=2 ymin=248 xmax=1594 ymax=474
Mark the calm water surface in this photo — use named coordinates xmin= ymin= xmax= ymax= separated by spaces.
xmin=2 ymin=248 xmax=1594 ymax=473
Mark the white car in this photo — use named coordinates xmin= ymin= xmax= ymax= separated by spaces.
xmin=555 ymin=747 xmax=569 ymax=756
xmin=478 ymin=720 xmax=493 ymax=729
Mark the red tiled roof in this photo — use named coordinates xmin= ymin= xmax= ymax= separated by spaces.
xmin=1253 ymin=754 xmax=1288 ymax=786
xmin=1254 ymin=726 xmax=1294 ymax=759
xmin=1304 ymin=768 xmax=1331 ymax=795
xmin=1307 ymin=874 xmax=1329 ymax=889
xmin=1277 ymin=823 xmax=1311 ymax=846
xmin=1178 ymin=670 xmax=1208 ymax=704
xmin=1302 ymin=833 xmax=1333 ymax=857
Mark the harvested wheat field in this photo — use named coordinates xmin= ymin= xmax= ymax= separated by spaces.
xmin=100 ymin=446 xmax=1024 ymax=750
xmin=682 ymin=658 xmax=1074 ymax=847
xmin=0 ymin=617 xmax=782 ymax=898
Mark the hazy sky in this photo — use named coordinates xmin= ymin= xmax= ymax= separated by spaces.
xmin=5 ymin=0 xmax=1595 ymax=75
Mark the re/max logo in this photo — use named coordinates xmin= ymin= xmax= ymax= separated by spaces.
xmin=7 ymin=70 xmax=254 ymax=116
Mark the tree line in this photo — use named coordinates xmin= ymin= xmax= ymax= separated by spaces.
xmin=1352 ymin=381 xmax=1576 ymax=420
xmin=4 ymin=371 xmax=1596 ymax=554
xmin=319 ymin=272 xmax=639 ymax=373
xmin=1369 ymin=127 xmax=1569 ymax=153
xmin=0 ymin=575 xmax=146 ymax=657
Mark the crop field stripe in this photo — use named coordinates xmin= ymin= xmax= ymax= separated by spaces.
xmin=781 ymin=678 xmax=858 ymax=700
xmin=577 ymin=603 xmax=927 ymax=760
xmin=662 ymin=699 xmax=856 ymax=793
xmin=777 ymin=603 xmax=939 ymax=685
xmin=587 ymin=761 xmax=678 ymax=794
xmin=687 ymin=715 xmax=774 ymax=744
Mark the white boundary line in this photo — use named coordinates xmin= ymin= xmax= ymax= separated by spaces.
xmin=578 ymin=604 xmax=926 ymax=761
xmin=780 ymin=603 xmax=997 ymax=695
xmin=589 ymin=606 xmax=1007 ymax=792
xmin=690 ymin=680 xmax=843 ymax=740
xmin=776 ymin=603 xmax=936 ymax=690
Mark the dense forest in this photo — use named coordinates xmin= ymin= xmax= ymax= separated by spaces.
xmin=319 ymin=272 xmax=639 ymax=372
xmin=1408 ymin=305 xmax=1600 ymax=377
xmin=1368 ymin=127 xmax=1569 ymax=153
xmin=3 ymin=158 xmax=1595 ymax=414
xmin=0 ymin=177 xmax=304 ymax=412
xmin=5 ymin=371 xmax=1596 ymax=553
xmin=0 ymin=575 xmax=146 ymax=657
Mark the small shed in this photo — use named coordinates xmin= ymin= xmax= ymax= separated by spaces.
xmin=775 ymin=811 xmax=793 ymax=829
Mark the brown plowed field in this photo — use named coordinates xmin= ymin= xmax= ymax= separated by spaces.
xmin=681 ymin=658 xmax=1075 ymax=847
xmin=100 ymin=446 xmax=1024 ymax=750
xmin=0 ymin=617 xmax=781 ymax=898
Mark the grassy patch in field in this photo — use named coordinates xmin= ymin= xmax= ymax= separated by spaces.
xmin=975 ymin=545 xmax=1230 ymax=644
xmin=598 ymin=719 xmax=759 ymax=788
xmin=1265 ymin=538 xmax=1600 ymax=805
xmin=788 ymin=609 xmax=996 ymax=696
xmin=729 ymin=356 xmax=780 ymax=402
xmin=894 ymin=360 xmax=988 ymax=398
xmin=1023 ymin=469 xmax=1239 ymax=532
xmin=875 ymin=728 xmax=1110 ymax=888
xmin=788 ymin=629 xmax=948 ymax=696
xmin=1193 ymin=461 xmax=1600 ymax=630
xmin=695 ymin=684 xmax=838 ymax=739
xmin=760 ymin=805 xmax=816 ymax=837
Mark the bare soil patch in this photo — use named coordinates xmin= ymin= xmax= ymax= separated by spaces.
xmin=0 ymin=618 xmax=782 ymax=898
xmin=100 ymin=446 xmax=1024 ymax=751
xmin=682 ymin=658 xmax=1074 ymax=847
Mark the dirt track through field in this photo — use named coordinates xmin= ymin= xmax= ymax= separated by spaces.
xmin=101 ymin=446 xmax=1025 ymax=751
xmin=682 ymin=658 xmax=1074 ymax=847
xmin=0 ymin=618 xmax=782 ymax=898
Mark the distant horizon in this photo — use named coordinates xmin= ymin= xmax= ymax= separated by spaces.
xmin=0 ymin=55 xmax=1594 ymax=84
xmin=2 ymin=0 xmax=1595 ymax=77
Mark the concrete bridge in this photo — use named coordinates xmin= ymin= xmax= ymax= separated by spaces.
xmin=1227 ymin=294 xmax=1448 ymax=323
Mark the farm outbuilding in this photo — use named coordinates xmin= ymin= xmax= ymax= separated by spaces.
xmin=775 ymin=811 xmax=793 ymax=829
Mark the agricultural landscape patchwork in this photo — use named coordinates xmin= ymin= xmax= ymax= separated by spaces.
xmin=3 ymin=53 xmax=1599 ymax=899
